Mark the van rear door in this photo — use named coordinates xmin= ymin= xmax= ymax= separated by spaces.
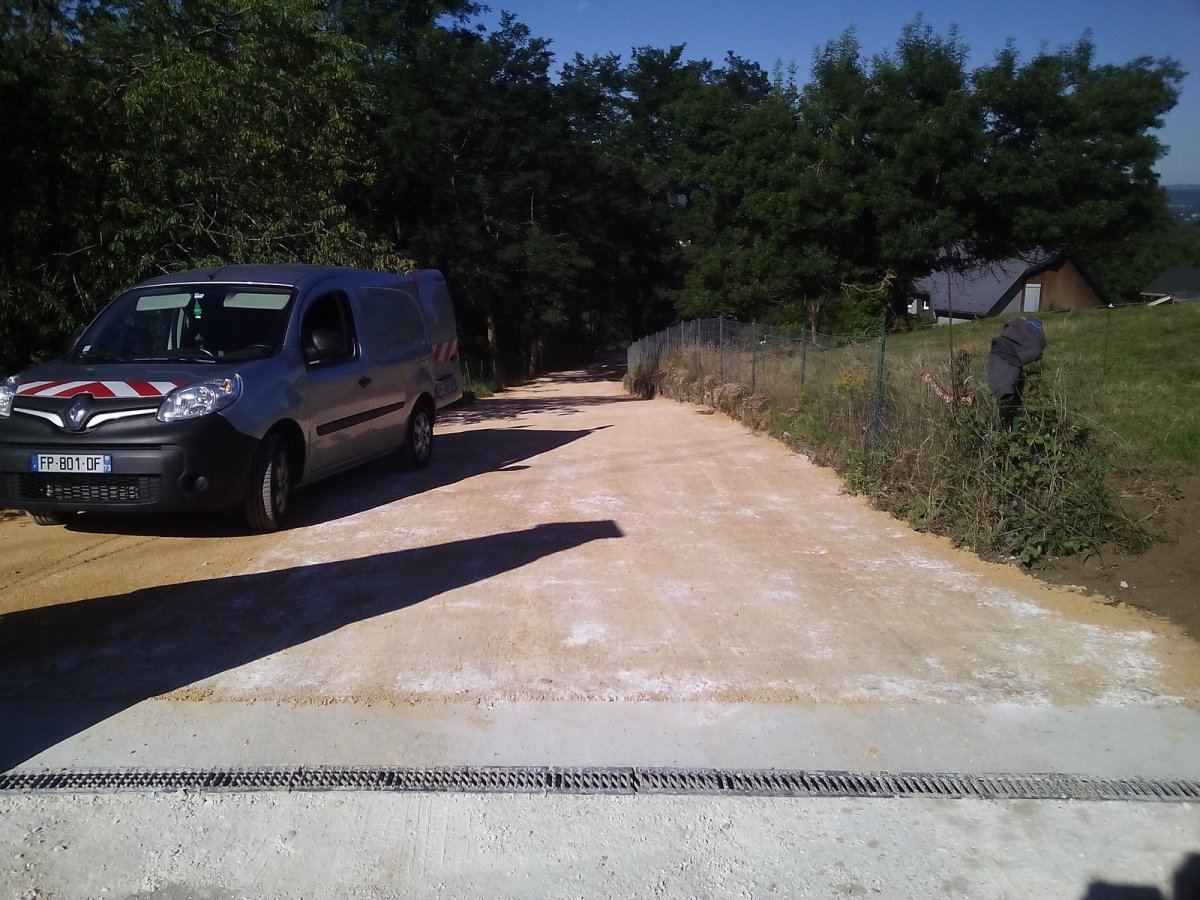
xmin=414 ymin=270 xmax=463 ymax=408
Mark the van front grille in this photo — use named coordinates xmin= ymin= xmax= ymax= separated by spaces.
xmin=7 ymin=473 xmax=160 ymax=504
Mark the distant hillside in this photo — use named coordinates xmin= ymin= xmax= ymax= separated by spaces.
xmin=1166 ymin=185 xmax=1200 ymax=224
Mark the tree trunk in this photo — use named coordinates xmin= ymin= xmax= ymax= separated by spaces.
xmin=886 ymin=281 xmax=911 ymax=332
xmin=486 ymin=308 xmax=499 ymax=358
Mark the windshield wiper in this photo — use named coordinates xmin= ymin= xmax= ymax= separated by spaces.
xmin=75 ymin=350 xmax=130 ymax=363
xmin=131 ymin=352 xmax=217 ymax=363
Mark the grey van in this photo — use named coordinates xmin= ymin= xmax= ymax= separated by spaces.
xmin=0 ymin=264 xmax=462 ymax=531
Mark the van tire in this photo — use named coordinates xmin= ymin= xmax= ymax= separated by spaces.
xmin=244 ymin=432 xmax=291 ymax=532
xmin=27 ymin=511 xmax=68 ymax=526
xmin=399 ymin=402 xmax=434 ymax=470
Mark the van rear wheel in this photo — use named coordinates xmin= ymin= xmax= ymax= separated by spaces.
xmin=399 ymin=403 xmax=434 ymax=470
xmin=244 ymin=432 xmax=291 ymax=532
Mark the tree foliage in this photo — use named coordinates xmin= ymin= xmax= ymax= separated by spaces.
xmin=0 ymin=5 xmax=1190 ymax=374
xmin=92 ymin=0 xmax=401 ymax=272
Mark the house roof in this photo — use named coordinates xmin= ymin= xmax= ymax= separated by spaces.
xmin=1141 ymin=266 xmax=1200 ymax=301
xmin=913 ymin=251 xmax=1105 ymax=318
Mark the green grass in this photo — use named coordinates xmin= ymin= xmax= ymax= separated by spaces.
xmin=888 ymin=304 xmax=1200 ymax=470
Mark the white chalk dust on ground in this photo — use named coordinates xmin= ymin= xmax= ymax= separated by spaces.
xmin=2 ymin=365 xmax=1199 ymax=713
xmin=3 ymin=791 xmax=1198 ymax=899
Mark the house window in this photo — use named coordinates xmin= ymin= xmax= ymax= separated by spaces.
xmin=1022 ymin=283 xmax=1042 ymax=313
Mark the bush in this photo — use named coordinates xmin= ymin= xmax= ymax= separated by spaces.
xmin=879 ymin=371 xmax=1148 ymax=565
xmin=623 ymin=358 xmax=658 ymax=399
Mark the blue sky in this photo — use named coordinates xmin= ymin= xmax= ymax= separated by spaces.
xmin=481 ymin=0 xmax=1200 ymax=184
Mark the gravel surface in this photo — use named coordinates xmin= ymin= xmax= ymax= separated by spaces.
xmin=2 ymin=361 xmax=1199 ymax=897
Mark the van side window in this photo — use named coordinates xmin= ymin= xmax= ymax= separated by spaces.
xmin=357 ymin=287 xmax=428 ymax=359
xmin=302 ymin=292 xmax=355 ymax=365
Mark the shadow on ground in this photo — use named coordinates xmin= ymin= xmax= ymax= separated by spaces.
xmin=292 ymin=423 xmax=612 ymax=526
xmin=0 ymin=519 xmax=623 ymax=770
xmin=545 ymin=353 xmax=627 ymax=383
xmin=1081 ymin=852 xmax=1200 ymax=899
xmin=57 ymin=420 xmax=608 ymax=536
xmin=444 ymin=394 xmax=638 ymax=425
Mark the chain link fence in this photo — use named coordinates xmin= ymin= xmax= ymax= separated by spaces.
xmin=627 ymin=318 xmax=895 ymax=453
xmin=626 ymin=315 xmax=1144 ymax=563
xmin=627 ymin=316 xmax=1119 ymax=452
xmin=627 ymin=318 xmax=875 ymax=390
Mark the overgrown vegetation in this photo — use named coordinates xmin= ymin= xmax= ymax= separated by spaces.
xmin=629 ymin=305 xmax=1199 ymax=565
xmin=849 ymin=374 xmax=1147 ymax=566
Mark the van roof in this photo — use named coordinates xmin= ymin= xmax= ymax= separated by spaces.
xmin=133 ymin=264 xmax=434 ymax=293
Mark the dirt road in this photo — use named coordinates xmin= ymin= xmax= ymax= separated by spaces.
xmin=3 ymin=360 xmax=1198 ymax=717
xmin=2 ymin=361 xmax=1199 ymax=896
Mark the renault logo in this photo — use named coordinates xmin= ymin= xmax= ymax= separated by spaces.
xmin=67 ymin=394 xmax=91 ymax=431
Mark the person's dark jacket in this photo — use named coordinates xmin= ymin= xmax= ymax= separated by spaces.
xmin=986 ymin=317 xmax=1046 ymax=398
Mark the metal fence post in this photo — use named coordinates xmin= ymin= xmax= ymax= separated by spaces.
xmin=718 ymin=317 xmax=725 ymax=378
xmin=750 ymin=320 xmax=758 ymax=394
xmin=871 ymin=324 xmax=887 ymax=446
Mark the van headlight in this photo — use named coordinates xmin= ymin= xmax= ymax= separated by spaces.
xmin=157 ymin=374 xmax=242 ymax=422
xmin=0 ymin=376 xmax=17 ymax=418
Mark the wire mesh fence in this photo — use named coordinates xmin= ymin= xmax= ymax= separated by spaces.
xmin=627 ymin=318 xmax=875 ymax=391
xmin=627 ymin=316 xmax=1121 ymax=453
xmin=625 ymin=315 xmax=1146 ymax=564
xmin=627 ymin=318 xmax=892 ymax=453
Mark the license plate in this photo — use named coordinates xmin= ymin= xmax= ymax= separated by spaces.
xmin=30 ymin=453 xmax=112 ymax=474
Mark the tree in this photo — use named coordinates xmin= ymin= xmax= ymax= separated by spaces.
xmin=673 ymin=80 xmax=820 ymax=323
xmin=3 ymin=9 xmax=1186 ymax=374
xmin=615 ymin=48 xmax=792 ymax=325
xmin=790 ymin=24 xmax=985 ymax=329
xmin=348 ymin=8 xmax=598 ymax=368
xmin=674 ymin=24 xmax=983 ymax=332
xmin=973 ymin=38 xmax=1184 ymax=301
xmin=1 ymin=0 xmax=403 ymax=372
xmin=862 ymin=22 xmax=983 ymax=326
xmin=0 ymin=4 xmax=98 ymax=371
xmin=558 ymin=51 xmax=669 ymax=347
xmin=88 ymin=0 xmax=398 ymax=276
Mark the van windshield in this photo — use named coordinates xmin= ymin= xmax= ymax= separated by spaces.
xmin=74 ymin=285 xmax=294 ymax=364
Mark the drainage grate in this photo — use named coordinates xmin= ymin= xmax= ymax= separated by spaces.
xmin=2 ymin=766 xmax=1197 ymax=803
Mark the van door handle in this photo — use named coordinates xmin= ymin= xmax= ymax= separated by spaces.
xmin=358 ymin=376 xmax=372 ymax=387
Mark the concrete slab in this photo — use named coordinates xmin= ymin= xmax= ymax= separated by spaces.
xmin=6 ymin=698 xmax=1200 ymax=780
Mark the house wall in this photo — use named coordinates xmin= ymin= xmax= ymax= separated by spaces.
xmin=1026 ymin=261 xmax=1105 ymax=311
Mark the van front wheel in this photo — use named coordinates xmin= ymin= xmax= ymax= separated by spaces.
xmin=400 ymin=404 xmax=433 ymax=470
xmin=244 ymin=432 xmax=291 ymax=532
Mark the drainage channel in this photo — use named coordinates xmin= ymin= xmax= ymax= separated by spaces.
xmin=2 ymin=767 xmax=1198 ymax=803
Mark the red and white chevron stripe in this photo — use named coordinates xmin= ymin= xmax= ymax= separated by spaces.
xmin=16 ymin=380 xmax=188 ymax=399
xmin=431 ymin=338 xmax=459 ymax=364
